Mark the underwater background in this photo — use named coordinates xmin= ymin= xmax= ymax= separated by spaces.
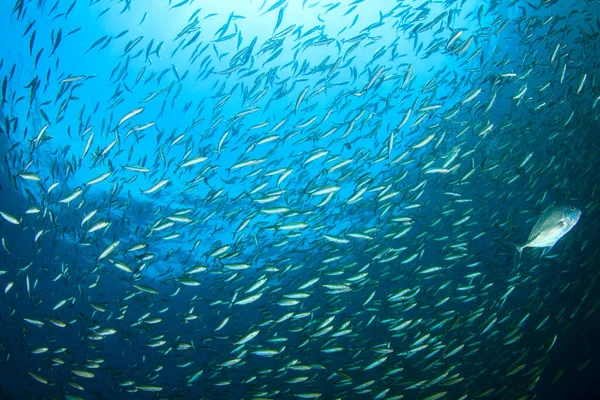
xmin=1 ymin=0 xmax=600 ymax=399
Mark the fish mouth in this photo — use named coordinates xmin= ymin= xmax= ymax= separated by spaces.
xmin=572 ymin=210 xmax=583 ymax=224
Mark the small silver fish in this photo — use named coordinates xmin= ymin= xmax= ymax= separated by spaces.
xmin=515 ymin=205 xmax=582 ymax=266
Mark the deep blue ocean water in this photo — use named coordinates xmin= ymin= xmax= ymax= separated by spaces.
xmin=1 ymin=0 xmax=600 ymax=399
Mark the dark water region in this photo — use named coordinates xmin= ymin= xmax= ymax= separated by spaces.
xmin=1 ymin=0 xmax=600 ymax=399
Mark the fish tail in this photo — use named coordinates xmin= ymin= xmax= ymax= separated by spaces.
xmin=513 ymin=243 xmax=524 ymax=268
xmin=503 ymin=241 xmax=523 ymax=268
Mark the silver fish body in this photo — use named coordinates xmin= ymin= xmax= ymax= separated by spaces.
xmin=515 ymin=205 xmax=581 ymax=264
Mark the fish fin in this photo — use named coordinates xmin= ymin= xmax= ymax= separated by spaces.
xmin=542 ymin=246 xmax=554 ymax=256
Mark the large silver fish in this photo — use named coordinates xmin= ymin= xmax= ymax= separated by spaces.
xmin=515 ymin=205 xmax=582 ymax=266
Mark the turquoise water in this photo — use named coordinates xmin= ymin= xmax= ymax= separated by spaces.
xmin=0 ymin=0 xmax=599 ymax=399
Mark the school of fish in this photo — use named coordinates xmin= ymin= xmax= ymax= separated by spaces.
xmin=0 ymin=0 xmax=599 ymax=399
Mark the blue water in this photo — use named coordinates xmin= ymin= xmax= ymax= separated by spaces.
xmin=1 ymin=0 xmax=600 ymax=399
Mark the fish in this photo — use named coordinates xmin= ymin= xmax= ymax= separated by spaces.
xmin=141 ymin=179 xmax=169 ymax=194
xmin=0 ymin=1 xmax=598 ymax=399
xmin=513 ymin=205 xmax=582 ymax=266
xmin=0 ymin=211 xmax=20 ymax=225
xmin=118 ymin=107 xmax=144 ymax=127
